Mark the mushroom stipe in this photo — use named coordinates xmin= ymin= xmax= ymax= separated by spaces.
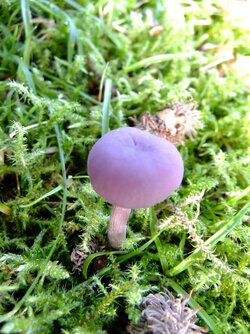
xmin=87 ymin=127 xmax=184 ymax=249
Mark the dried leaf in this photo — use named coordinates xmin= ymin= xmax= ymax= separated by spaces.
xmin=131 ymin=102 xmax=202 ymax=145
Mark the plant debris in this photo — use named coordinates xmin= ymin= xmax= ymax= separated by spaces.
xmin=131 ymin=102 xmax=202 ymax=145
xmin=127 ymin=290 xmax=208 ymax=334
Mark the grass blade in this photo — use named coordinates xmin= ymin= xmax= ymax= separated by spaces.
xmin=168 ymin=203 xmax=250 ymax=276
xmin=20 ymin=184 xmax=63 ymax=208
xmin=123 ymin=53 xmax=192 ymax=73
xmin=101 ymin=78 xmax=112 ymax=136
xmin=20 ymin=0 xmax=32 ymax=66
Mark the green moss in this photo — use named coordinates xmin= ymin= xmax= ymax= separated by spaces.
xmin=0 ymin=0 xmax=249 ymax=333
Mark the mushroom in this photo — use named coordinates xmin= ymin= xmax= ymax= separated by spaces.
xmin=87 ymin=127 xmax=184 ymax=249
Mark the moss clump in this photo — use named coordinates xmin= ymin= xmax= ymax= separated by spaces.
xmin=0 ymin=1 xmax=249 ymax=333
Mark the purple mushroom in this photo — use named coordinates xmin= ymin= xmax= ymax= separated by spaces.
xmin=87 ymin=127 xmax=184 ymax=249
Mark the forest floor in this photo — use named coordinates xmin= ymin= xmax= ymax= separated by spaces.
xmin=0 ymin=1 xmax=250 ymax=333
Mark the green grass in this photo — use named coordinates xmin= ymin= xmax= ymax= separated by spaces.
xmin=0 ymin=1 xmax=250 ymax=333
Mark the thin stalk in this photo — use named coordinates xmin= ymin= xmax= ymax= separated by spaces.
xmin=108 ymin=206 xmax=131 ymax=249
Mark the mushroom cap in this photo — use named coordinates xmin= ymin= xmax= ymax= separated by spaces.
xmin=87 ymin=127 xmax=184 ymax=209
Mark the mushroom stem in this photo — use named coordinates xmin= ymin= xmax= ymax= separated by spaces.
xmin=108 ymin=206 xmax=131 ymax=249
